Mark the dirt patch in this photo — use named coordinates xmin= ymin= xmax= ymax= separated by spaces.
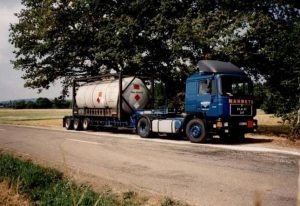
xmin=0 ymin=181 xmax=29 ymax=206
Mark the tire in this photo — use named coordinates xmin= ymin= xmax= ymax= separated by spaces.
xmin=137 ymin=117 xmax=152 ymax=138
xmin=73 ymin=118 xmax=82 ymax=131
xmin=82 ymin=118 xmax=90 ymax=130
xmin=185 ymin=118 xmax=206 ymax=143
xmin=65 ymin=118 xmax=73 ymax=130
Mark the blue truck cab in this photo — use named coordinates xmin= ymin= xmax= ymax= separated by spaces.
xmin=183 ymin=60 xmax=257 ymax=142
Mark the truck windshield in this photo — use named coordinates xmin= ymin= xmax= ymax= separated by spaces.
xmin=220 ymin=76 xmax=253 ymax=96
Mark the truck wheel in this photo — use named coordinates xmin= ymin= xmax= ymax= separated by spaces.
xmin=65 ymin=118 xmax=73 ymax=130
xmin=82 ymin=118 xmax=90 ymax=130
xmin=186 ymin=118 xmax=206 ymax=143
xmin=73 ymin=118 xmax=82 ymax=131
xmin=137 ymin=117 xmax=152 ymax=138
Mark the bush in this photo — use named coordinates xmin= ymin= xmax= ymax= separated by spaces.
xmin=161 ymin=198 xmax=188 ymax=206
xmin=254 ymin=83 xmax=300 ymax=139
xmin=277 ymin=110 xmax=300 ymax=140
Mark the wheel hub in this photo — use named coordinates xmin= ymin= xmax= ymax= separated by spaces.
xmin=190 ymin=124 xmax=201 ymax=138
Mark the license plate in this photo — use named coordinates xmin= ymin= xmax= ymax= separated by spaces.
xmin=230 ymin=104 xmax=252 ymax=116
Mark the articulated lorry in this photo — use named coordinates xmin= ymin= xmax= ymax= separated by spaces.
xmin=63 ymin=60 xmax=257 ymax=143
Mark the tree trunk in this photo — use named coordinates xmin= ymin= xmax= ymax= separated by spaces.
xmin=297 ymin=108 xmax=300 ymax=125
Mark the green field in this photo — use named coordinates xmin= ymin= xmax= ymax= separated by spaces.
xmin=0 ymin=109 xmax=71 ymax=128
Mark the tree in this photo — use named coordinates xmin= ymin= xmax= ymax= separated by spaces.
xmin=10 ymin=0 xmax=300 ymax=132
xmin=14 ymin=100 xmax=26 ymax=109
xmin=53 ymin=97 xmax=71 ymax=108
xmin=26 ymin=101 xmax=37 ymax=109
xmin=35 ymin=97 xmax=52 ymax=109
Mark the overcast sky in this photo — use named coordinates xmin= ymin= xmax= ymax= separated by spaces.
xmin=0 ymin=0 xmax=61 ymax=101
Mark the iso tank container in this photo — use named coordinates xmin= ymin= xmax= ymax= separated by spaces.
xmin=75 ymin=77 xmax=149 ymax=114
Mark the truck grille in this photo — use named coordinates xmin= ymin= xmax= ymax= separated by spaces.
xmin=230 ymin=104 xmax=252 ymax=116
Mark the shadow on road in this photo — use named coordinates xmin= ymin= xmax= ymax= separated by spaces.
xmin=220 ymin=137 xmax=274 ymax=145
xmin=86 ymin=127 xmax=274 ymax=145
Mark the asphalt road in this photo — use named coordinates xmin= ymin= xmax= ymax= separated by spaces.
xmin=0 ymin=124 xmax=299 ymax=206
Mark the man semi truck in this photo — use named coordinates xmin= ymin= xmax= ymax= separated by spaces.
xmin=63 ymin=60 xmax=257 ymax=143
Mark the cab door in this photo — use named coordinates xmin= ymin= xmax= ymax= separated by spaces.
xmin=196 ymin=78 xmax=218 ymax=116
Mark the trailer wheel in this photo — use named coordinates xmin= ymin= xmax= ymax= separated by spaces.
xmin=73 ymin=118 xmax=82 ymax=131
xmin=137 ymin=117 xmax=152 ymax=138
xmin=82 ymin=118 xmax=90 ymax=130
xmin=186 ymin=118 xmax=206 ymax=143
xmin=65 ymin=118 xmax=73 ymax=130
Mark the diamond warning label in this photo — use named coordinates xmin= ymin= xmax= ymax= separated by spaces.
xmin=134 ymin=94 xmax=141 ymax=101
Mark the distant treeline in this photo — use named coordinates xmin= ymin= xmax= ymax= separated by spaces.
xmin=0 ymin=98 xmax=71 ymax=109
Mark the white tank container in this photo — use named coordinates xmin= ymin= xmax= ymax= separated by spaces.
xmin=75 ymin=77 xmax=149 ymax=114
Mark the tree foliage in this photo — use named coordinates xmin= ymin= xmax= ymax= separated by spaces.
xmin=10 ymin=0 xmax=300 ymax=119
xmin=15 ymin=100 xmax=27 ymax=109
xmin=35 ymin=97 xmax=53 ymax=108
xmin=11 ymin=98 xmax=70 ymax=109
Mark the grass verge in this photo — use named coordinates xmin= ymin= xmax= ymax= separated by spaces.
xmin=0 ymin=153 xmax=187 ymax=206
xmin=0 ymin=181 xmax=30 ymax=206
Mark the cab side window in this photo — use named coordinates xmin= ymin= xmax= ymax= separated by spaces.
xmin=198 ymin=79 xmax=212 ymax=95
